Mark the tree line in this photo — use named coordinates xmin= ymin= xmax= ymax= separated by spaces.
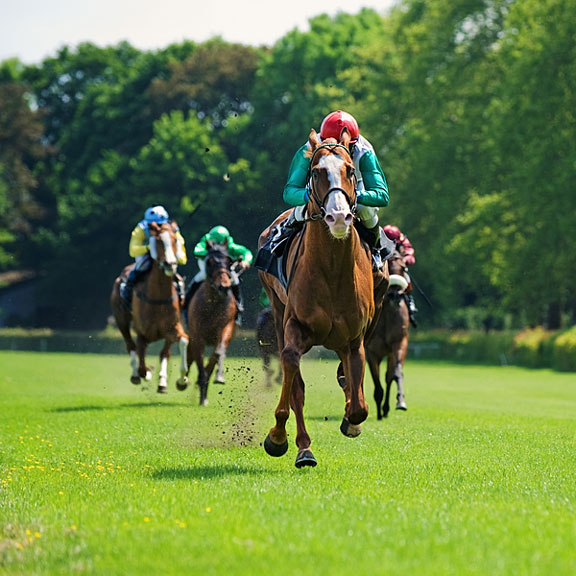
xmin=1 ymin=0 xmax=575 ymax=330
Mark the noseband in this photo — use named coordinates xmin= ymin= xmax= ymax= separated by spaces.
xmin=307 ymin=144 xmax=357 ymax=219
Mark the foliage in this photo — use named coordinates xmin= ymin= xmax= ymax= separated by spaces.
xmin=552 ymin=326 xmax=576 ymax=372
xmin=511 ymin=326 xmax=557 ymax=368
xmin=0 ymin=1 xmax=575 ymax=330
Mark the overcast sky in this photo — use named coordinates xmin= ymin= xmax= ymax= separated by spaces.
xmin=1 ymin=0 xmax=397 ymax=64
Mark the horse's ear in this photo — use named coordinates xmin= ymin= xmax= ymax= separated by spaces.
xmin=309 ymin=129 xmax=320 ymax=149
xmin=340 ymin=127 xmax=351 ymax=148
xmin=206 ymin=240 xmax=213 ymax=249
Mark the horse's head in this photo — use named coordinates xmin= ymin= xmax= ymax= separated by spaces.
xmin=148 ymin=221 xmax=179 ymax=277
xmin=205 ymin=242 xmax=233 ymax=292
xmin=306 ymin=128 xmax=357 ymax=239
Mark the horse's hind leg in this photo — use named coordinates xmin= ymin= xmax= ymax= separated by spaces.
xmin=339 ymin=341 xmax=369 ymax=435
xmin=367 ymin=354 xmax=384 ymax=421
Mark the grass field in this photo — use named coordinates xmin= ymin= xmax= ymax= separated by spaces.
xmin=1 ymin=350 xmax=575 ymax=575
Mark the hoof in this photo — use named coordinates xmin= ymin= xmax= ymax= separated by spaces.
xmin=264 ymin=434 xmax=289 ymax=457
xmin=176 ymin=378 xmax=189 ymax=391
xmin=295 ymin=449 xmax=317 ymax=468
xmin=214 ymin=378 xmax=225 ymax=385
xmin=145 ymin=370 xmax=153 ymax=381
xmin=200 ymin=398 xmax=209 ymax=406
xmin=340 ymin=417 xmax=362 ymax=438
xmin=396 ymin=403 xmax=407 ymax=411
xmin=157 ymin=385 xmax=168 ymax=394
xmin=130 ymin=376 xmax=141 ymax=385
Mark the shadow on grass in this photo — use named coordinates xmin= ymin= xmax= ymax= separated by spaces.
xmin=50 ymin=401 xmax=183 ymax=413
xmin=152 ymin=465 xmax=275 ymax=480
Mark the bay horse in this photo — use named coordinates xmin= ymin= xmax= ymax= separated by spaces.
xmin=365 ymin=251 xmax=410 ymax=419
xmin=259 ymin=128 xmax=384 ymax=468
xmin=179 ymin=242 xmax=237 ymax=406
xmin=111 ymin=221 xmax=189 ymax=394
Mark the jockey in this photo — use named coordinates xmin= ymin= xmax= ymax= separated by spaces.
xmin=283 ymin=110 xmax=391 ymax=269
xmin=183 ymin=225 xmax=253 ymax=325
xmin=119 ymin=205 xmax=187 ymax=308
xmin=382 ymin=224 xmax=418 ymax=327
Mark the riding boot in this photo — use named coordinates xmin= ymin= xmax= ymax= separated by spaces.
xmin=357 ymin=224 xmax=393 ymax=271
xmin=232 ymin=284 xmax=244 ymax=327
xmin=405 ymin=293 xmax=418 ymax=327
xmin=120 ymin=269 xmax=139 ymax=309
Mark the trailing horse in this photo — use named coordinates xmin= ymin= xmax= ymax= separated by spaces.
xmin=111 ymin=221 xmax=189 ymax=394
xmin=180 ymin=243 xmax=237 ymax=406
xmin=365 ymin=251 xmax=410 ymax=419
xmin=258 ymin=128 xmax=387 ymax=468
xmin=256 ymin=306 xmax=282 ymax=387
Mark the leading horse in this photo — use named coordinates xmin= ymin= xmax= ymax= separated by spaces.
xmin=179 ymin=243 xmax=237 ymax=406
xmin=365 ymin=251 xmax=410 ymax=419
xmin=259 ymin=128 xmax=384 ymax=468
xmin=111 ymin=221 xmax=189 ymax=393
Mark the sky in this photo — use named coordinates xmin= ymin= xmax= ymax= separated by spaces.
xmin=1 ymin=0 xmax=398 ymax=64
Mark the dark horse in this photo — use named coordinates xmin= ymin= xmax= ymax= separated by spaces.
xmin=111 ymin=221 xmax=189 ymax=393
xmin=179 ymin=243 xmax=237 ymax=406
xmin=256 ymin=307 xmax=282 ymax=387
xmin=259 ymin=128 xmax=386 ymax=468
xmin=365 ymin=251 xmax=410 ymax=419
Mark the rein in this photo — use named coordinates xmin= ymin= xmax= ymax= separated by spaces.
xmin=135 ymin=290 xmax=176 ymax=306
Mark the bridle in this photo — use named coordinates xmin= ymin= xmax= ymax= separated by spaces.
xmin=306 ymin=143 xmax=358 ymax=220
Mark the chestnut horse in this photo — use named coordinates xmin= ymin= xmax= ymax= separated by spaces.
xmin=365 ymin=251 xmax=410 ymax=419
xmin=111 ymin=221 xmax=189 ymax=394
xmin=179 ymin=243 xmax=237 ymax=406
xmin=259 ymin=129 xmax=382 ymax=468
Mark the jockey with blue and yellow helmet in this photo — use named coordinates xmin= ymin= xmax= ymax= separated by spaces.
xmin=120 ymin=205 xmax=187 ymax=307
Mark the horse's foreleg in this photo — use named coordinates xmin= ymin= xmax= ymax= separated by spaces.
xmin=136 ymin=336 xmax=152 ymax=383
xmin=130 ymin=350 xmax=140 ymax=384
xmin=157 ymin=342 xmax=171 ymax=394
xmin=175 ymin=336 xmax=190 ymax=390
xmin=264 ymin=318 xmax=305 ymax=459
xmin=394 ymin=341 xmax=408 ymax=411
xmin=290 ymin=371 xmax=316 ymax=468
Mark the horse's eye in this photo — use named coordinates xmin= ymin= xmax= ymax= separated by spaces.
xmin=311 ymin=169 xmax=319 ymax=181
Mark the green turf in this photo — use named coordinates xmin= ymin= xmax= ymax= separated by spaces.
xmin=1 ymin=351 xmax=575 ymax=575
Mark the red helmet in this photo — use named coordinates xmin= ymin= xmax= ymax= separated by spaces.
xmin=383 ymin=224 xmax=403 ymax=242
xmin=320 ymin=110 xmax=360 ymax=141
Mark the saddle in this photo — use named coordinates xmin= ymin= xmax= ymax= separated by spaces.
xmin=254 ymin=220 xmax=300 ymax=290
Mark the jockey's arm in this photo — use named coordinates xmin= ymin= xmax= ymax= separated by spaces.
xmin=231 ymin=244 xmax=253 ymax=267
xmin=356 ymin=151 xmax=389 ymax=207
xmin=283 ymin=144 xmax=311 ymax=206
xmin=193 ymin=236 xmax=209 ymax=259
xmin=129 ymin=226 xmax=148 ymax=258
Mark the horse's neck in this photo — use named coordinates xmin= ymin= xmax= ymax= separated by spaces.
xmin=146 ymin=262 xmax=173 ymax=296
xmin=304 ymin=222 xmax=361 ymax=271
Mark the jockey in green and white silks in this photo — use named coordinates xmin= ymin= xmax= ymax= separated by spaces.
xmin=283 ymin=110 xmax=390 ymax=269
xmin=183 ymin=225 xmax=253 ymax=324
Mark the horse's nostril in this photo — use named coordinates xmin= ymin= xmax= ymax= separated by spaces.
xmin=344 ymin=214 xmax=354 ymax=225
xmin=325 ymin=214 xmax=335 ymax=224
